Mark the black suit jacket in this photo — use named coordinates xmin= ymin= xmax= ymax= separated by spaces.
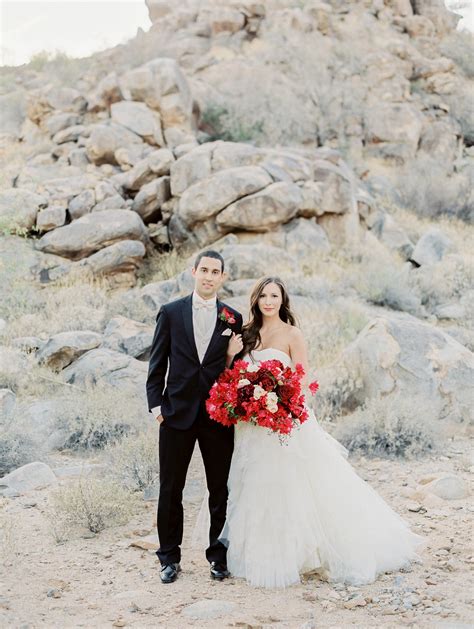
xmin=146 ymin=293 xmax=243 ymax=430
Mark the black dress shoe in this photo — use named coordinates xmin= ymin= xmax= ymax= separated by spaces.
xmin=160 ymin=562 xmax=181 ymax=584
xmin=210 ymin=561 xmax=230 ymax=580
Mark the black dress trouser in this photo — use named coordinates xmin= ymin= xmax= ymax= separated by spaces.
xmin=156 ymin=400 xmax=234 ymax=565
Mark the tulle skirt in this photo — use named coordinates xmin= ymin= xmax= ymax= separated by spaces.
xmin=219 ymin=411 xmax=425 ymax=588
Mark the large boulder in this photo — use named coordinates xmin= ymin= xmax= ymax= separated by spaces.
xmin=220 ymin=243 xmax=299 ymax=280
xmin=111 ymin=101 xmax=164 ymax=146
xmin=341 ymin=314 xmax=474 ymax=423
xmin=0 ymin=461 xmax=57 ymax=493
xmin=131 ymin=176 xmax=170 ymax=222
xmin=86 ymin=123 xmax=144 ymax=165
xmin=62 ymin=348 xmax=147 ymax=394
xmin=410 ymin=227 xmax=455 ymax=267
xmin=216 ymin=182 xmax=303 ymax=232
xmin=170 ymin=144 xmax=213 ymax=195
xmin=119 ymin=58 xmax=193 ymax=131
xmin=103 ymin=316 xmax=154 ymax=359
xmin=0 ymin=188 xmax=47 ymax=230
xmin=45 ymin=240 xmax=147 ymax=288
xmin=364 ymin=103 xmax=425 ymax=159
xmin=35 ymin=210 xmax=148 ymax=260
xmin=37 ymin=331 xmax=103 ymax=370
xmin=178 ymin=166 xmax=272 ymax=226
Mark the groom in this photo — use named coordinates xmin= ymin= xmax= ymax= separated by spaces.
xmin=146 ymin=250 xmax=243 ymax=584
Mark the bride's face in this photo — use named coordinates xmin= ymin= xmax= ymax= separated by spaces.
xmin=258 ymin=282 xmax=283 ymax=317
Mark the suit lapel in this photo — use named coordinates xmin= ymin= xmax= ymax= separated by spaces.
xmin=202 ymin=299 xmax=226 ymax=364
xmin=182 ymin=294 xmax=200 ymax=362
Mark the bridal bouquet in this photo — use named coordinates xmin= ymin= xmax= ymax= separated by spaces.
xmin=206 ymin=359 xmax=319 ymax=437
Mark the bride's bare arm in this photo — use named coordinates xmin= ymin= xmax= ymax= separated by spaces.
xmin=288 ymin=327 xmax=309 ymax=386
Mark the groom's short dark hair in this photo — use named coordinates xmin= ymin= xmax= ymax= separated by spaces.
xmin=194 ymin=250 xmax=225 ymax=273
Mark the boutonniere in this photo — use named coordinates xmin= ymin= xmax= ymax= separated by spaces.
xmin=218 ymin=306 xmax=236 ymax=326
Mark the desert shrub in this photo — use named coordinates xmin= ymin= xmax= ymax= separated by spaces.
xmin=27 ymin=50 xmax=92 ymax=87
xmin=48 ymin=477 xmax=138 ymax=538
xmin=106 ymin=428 xmax=159 ymax=491
xmin=137 ymin=248 xmax=188 ymax=285
xmin=201 ymin=103 xmax=264 ymax=144
xmin=410 ymin=254 xmax=474 ymax=321
xmin=396 ymin=155 xmax=472 ymax=222
xmin=334 ymin=393 xmax=439 ymax=458
xmin=56 ymin=383 xmax=146 ymax=451
xmin=440 ymin=30 xmax=474 ymax=79
xmin=1 ymin=277 xmax=109 ymax=340
xmin=314 ymin=363 xmax=364 ymax=423
xmin=301 ymin=300 xmax=369 ymax=368
xmin=0 ymin=432 xmax=38 ymax=476
xmin=349 ymin=246 xmax=421 ymax=314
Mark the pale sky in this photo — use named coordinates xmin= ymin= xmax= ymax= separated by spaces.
xmin=0 ymin=0 xmax=150 ymax=66
xmin=0 ymin=0 xmax=472 ymax=67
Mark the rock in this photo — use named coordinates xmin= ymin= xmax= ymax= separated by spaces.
xmin=220 ymin=243 xmax=299 ymax=280
xmin=35 ymin=210 xmax=148 ymax=260
xmin=198 ymin=7 xmax=245 ymax=35
xmin=170 ymin=144 xmax=212 ymax=196
xmin=421 ymin=475 xmax=469 ymax=501
xmin=111 ymin=101 xmax=164 ymax=146
xmin=61 ymin=348 xmax=147 ymax=392
xmin=141 ymin=278 xmax=179 ymax=310
xmin=103 ymin=316 xmax=153 ymax=359
xmin=370 ymin=211 xmax=414 ymax=259
xmin=0 ymin=461 xmax=57 ymax=493
xmin=211 ymin=141 xmax=265 ymax=172
xmin=92 ymin=194 xmax=127 ymax=212
xmin=341 ymin=314 xmax=474 ymax=423
xmin=87 ymin=71 xmax=123 ymax=112
xmin=131 ymin=176 xmax=170 ymax=222
xmin=0 ymin=389 xmax=15 ymax=418
xmin=68 ymin=190 xmax=96 ymax=220
xmin=36 ymin=206 xmax=67 ymax=232
xmin=282 ymin=217 xmax=331 ymax=259
xmin=410 ymin=228 xmax=454 ymax=267
xmin=46 ymin=240 xmax=146 ymax=287
xmin=178 ymin=166 xmax=272 ymax=226
xmin=182 ymin=599 xmax=238 ymax=620
xmin=364 ymin=103 xmax=424 ymax=159
xmin=86 ymin=123 xmax=144 ymax=165
xmin=37 ymin=331 xmax=103 ymax=370
xmin=120 ymin=58 xmax=193 ymax=131
xmin=52 ymin=124 xmax=86 ymax=145
xmin=44 ymin=112 xmax=81 ymax=136
xmin=0 ymin=188 xmax=47 ymax=230
xmin=129 ymin=537 xmax=159 ymax=551
xmin=148 ymin=148 xmax=175 ymax=175
xmin=216 ymin=182 xmax=303 ymax=232
xmin=343 ymin=595 xmax=367 ymax=609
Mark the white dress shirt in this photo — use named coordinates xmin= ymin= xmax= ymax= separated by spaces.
xmin=151 ymin=291 xmax=217 ymax=419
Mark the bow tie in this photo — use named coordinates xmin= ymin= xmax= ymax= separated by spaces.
xmin=193 ymin=300 xmax=216 ymax=311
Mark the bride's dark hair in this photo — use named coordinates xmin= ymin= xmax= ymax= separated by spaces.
xmin=240 ymin=276 xmax=298 ymax=358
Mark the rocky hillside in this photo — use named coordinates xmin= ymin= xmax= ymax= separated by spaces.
xmin=0 ymin=2 xmax=473 ymax=625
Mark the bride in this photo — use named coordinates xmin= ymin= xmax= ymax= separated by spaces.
xmin=219 ymin=276 xmax=424 ymax=588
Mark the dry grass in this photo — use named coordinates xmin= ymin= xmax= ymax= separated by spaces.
xmin=298 ymin=298 xmax=369 ymax=369
xmin=334 ymin=392 xmax=440 ymax=458
xmin=106 ymin=427 xmax=159 ymax=492
xmin=395 ymin=155 xmax=472 ymax=223
xmin=0 ymin=507 xmax=17 ymax=566
xmin=47 ymin=477 xmax=139 ymax=541
xmin=54 ymin=383 xmax=147 ymax=452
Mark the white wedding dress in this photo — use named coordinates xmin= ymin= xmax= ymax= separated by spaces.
xmin=218 ymin=348 xmax=424 ymax=588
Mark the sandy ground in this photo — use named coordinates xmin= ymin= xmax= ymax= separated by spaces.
xmin=0 ymin=434 xmax=472 ymax=629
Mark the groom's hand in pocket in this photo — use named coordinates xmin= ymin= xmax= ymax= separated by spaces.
xmin=156 ymin=414 xmax=164 ymax=424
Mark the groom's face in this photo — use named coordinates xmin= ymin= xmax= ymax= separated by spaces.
xmin=192 ymin=256 xmax=226 ymax=299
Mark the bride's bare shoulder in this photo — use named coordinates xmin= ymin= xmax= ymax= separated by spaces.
xmin=287 ymin=324 xmax=303 ymax=339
